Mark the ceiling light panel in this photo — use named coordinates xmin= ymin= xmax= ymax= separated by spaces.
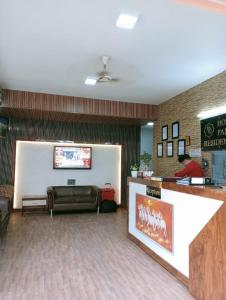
xmin=85 ymin=78 xmax=96 ymax=86
xmin=116 ymin=14 xmax=138 ymax=29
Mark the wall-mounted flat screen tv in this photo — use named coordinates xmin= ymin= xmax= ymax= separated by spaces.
xmin=53 ymin=146 xmax=92 ymax=169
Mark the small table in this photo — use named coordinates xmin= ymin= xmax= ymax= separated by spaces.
xmin=22 ymin=195 xmax=48 ymax=215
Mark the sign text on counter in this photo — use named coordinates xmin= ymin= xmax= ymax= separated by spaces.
xmin=146 ymin=186 xmax=161 ymax=199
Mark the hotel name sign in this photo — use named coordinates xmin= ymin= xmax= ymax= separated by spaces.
xmin=201 ymin=113 xmax=226 ymax=151
xmin=146 ymin=185 xmax=161 ymax=199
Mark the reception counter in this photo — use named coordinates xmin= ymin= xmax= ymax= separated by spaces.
xmin=127 ymin=177 xmax=226 ymax=300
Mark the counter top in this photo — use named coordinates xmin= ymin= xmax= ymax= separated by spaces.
xmin=128 ymin=177 xmax=226 ymax=202
xmin=127 ymin=177 xmax=163 ymax=188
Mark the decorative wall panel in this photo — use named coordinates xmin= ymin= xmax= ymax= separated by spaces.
xmin=2 ymin=90 xmax=158 ymax=124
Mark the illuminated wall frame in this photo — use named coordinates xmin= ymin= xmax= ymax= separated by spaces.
xmin=14 ymin=141 xmax=121 ymax=208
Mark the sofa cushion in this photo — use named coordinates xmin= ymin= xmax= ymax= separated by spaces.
xmin=53 ymin=185 xmax=96 ymax=197
xmin=53 ymin=187 xmax=74 ymax=197
xmin=53 ymin=202 xmax=97 ymax=212
xmin=53 ymin=186 xmax=95 ymax=197
xmin=54 ymin=195 xmax=96 ymax=204
xmin=72 ymin=186 xmax=93 ymax=196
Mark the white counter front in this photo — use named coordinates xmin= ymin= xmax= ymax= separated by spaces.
xmin=128 ymin=181 xmax=223 ymax=277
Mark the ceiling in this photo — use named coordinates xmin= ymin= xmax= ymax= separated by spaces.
xmin=0 ymin=0 xmax=225 ymax=105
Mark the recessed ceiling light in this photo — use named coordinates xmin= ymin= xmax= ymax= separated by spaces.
xmin=85 ymin=78 xmax=97 ymax=86
xmin=116 ymin=14 xmax=138 ymax=29
xmin=147 ymin=122 xmax=154 ymax=126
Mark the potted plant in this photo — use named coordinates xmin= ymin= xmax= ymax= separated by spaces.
xmin=140 ymin=152 xmax=152 ymax=176
xmin=130 ymin=163 xmax=139 ymax=178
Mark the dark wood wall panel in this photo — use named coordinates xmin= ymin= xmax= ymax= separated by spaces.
xmin=3 ymin=89 xmax=158 ymax=122
xmin=0 ymin=108 xmax=148 ymax=125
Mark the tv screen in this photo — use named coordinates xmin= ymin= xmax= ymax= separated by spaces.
xmin=53 ymin=146 xmax=92 ymax=169
xmin=0 ymin=117 xmax=9 ymax=138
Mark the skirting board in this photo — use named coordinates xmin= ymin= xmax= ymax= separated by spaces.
xmin=127 ymin=232 xmax=189 ymax=287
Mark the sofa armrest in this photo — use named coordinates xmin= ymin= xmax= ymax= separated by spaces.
xmin=92 ymin=186 xmax=100 ymax=194
xmin=91 ymin=186 xmax=101 ymax=207
xmin=0 ymin=196 xmax=10 ymax=210
xmin=47 ymin=187 xmax=55 ymax=211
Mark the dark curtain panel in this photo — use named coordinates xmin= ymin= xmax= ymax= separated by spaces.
xmin=0 ymin=118 xmax=140 ymax=207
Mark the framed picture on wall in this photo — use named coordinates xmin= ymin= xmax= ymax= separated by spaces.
xmin=157 ymin=143 xmax=163 ymax=158
xmin=178 ymin=139 xmax=185 ymax=155
xmin=162 ymin=125 xmax=168 ymax=141
xmin=172 ymin=122 xmax=179 ymax=139
xmin=167 ymin=141 xmax=173 ymax=157
xmin=185 ymin=136 xmax=190 ymax=146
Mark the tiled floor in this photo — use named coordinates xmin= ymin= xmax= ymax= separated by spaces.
xmin=0 ymin=210 xmax=194 ymax=300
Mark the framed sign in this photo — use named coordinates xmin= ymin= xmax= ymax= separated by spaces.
xmin=146 ymin=186 xmax=161 ymax=199
xmin=157 ymin=143 xmax=163 ymax=158
xmin=185 ymin=136 xmax=190 ymax=146
xmin=136 ymin=193 xmax=173 ymax=252
xmin=162 ymin=125 xmax=168 ymax=141
xmin=201 ymin=113 xmax=226 ymax=151
xmin=167 ymin=141 xmax=173 ymax=157
xmin=178 ymin=139 xmax=185 ymax=155
xmin=172 ymin=122 xmax=179 ymax=139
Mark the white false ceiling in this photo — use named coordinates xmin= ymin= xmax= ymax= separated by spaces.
xmin=0 ymin=0 xmax=226 ymax=104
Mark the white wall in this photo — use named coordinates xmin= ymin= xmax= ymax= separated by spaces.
xmin=14 ymin=141 xmax=121 ymax=208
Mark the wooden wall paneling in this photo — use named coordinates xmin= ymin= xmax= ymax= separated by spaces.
xmin=2 ymin=89 xmax=158 ymax=123
xmin=162 ymin=182 xmax=226 ymax=201
xmin=0 ymin=107 xmax=149 ymax=125
xmin=189 ymin=200 xmax=226 ymax=300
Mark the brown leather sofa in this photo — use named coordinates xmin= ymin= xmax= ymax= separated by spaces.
xmin=47 ymin=185 xmax=100 ymax=215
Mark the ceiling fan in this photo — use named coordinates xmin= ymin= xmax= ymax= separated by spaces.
xmin=96 ymin=56 xmax=120 ymax=83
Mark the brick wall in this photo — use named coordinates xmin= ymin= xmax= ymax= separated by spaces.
xmin=153 ymin=71 xmax=226 ymax=176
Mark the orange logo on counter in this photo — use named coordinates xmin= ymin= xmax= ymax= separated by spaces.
xmin=136 ymin=194 xmax=173 ymax=252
